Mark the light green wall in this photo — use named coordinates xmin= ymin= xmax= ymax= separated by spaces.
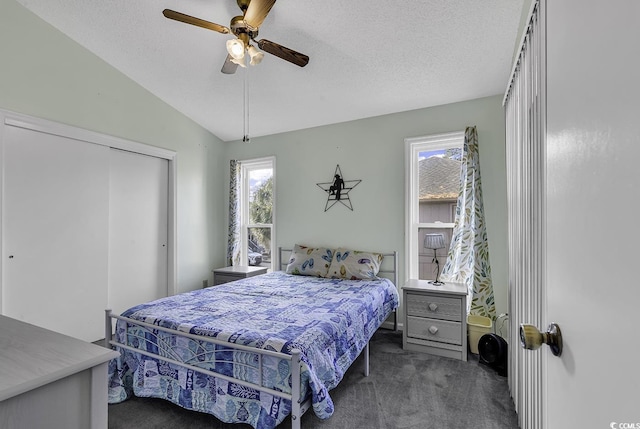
xmin=0 ymin=0 xmax=226 ymax=293
xmin=225 ymin=96 xmax=509 ymax=317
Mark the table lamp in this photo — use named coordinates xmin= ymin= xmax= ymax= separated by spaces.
xmin=424 ymin=233 xmax=445 ymax=286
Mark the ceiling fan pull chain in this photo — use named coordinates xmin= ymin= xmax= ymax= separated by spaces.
xmin=243 ymin=64 xmax=250 ymax=143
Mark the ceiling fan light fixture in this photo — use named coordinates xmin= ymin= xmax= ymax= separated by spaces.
xmin=230 ymin=56 xmax=246 ymax=68
xmin=163 ymin=2 xmax=310 ymax=75
xmin=247 ymin=45 xmax=264 ymax=66
xmin=226 ymin=38 xmax=246 ymax=60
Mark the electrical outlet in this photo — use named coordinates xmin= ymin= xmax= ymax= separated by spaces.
xmin=202 ymin=279 xmax=208 ymax=288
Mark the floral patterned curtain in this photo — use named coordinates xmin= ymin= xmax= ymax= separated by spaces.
xmin=441 ymin=126 xmax=496 ymax=319
xmin=226 ymin=160 xmax=241 ymax=266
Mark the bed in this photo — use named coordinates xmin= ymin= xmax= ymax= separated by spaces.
xmin=105 ymin=246 xmax=399 ymax=429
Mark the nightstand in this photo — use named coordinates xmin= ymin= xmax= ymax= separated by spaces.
xmin=213 ymin=265 xmax=268 ymax=285
xmin=402 ymin=279 xmax=468 ymax=361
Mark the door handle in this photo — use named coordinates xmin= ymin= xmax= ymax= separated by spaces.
xmin=519 ymin=323 xmax=563 ymax=357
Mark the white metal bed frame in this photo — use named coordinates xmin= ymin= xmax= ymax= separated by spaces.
xmin=105 ymin=248 xmax=398 ymax=429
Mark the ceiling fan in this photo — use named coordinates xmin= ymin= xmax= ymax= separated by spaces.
xmin=163 ymin=0 xmax=310 ymax=74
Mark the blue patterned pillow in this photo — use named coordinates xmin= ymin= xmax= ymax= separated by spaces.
xmin=326 ymin=248 xmax=383 ymax=280
xmin=286 ymin=244 xmax=334 ymax=277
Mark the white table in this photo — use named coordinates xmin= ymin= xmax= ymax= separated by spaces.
xmin=0 ymin=315 xmax=119 ymax=428
xmin=402 ymin=279 xmax=468 ymax=361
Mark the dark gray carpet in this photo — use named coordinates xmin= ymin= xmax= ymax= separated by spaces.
xmin=108 ymin=330 xmax=518 ymax=429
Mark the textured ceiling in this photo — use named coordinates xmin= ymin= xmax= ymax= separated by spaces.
xmin=14 ymin=0 xmax=524 ymax=142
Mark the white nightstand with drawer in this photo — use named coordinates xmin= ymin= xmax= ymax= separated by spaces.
xmin=213 ymin=265 xmax=267 ymax=285
xmin=402 ymin=279 xmax=468 ymax=361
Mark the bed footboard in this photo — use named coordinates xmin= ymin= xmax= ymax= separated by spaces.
xmin=105 ymin=309 xmax=310 ymax=429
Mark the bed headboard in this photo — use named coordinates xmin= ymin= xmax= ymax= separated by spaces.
xmin=277 ymin=247 xmax=398 ymax=288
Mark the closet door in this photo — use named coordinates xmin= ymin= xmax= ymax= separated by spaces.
xmin=2 ymin=124 xmax=109 ymax=342
xmin=108 ymin=148 xmax=168 ymax=316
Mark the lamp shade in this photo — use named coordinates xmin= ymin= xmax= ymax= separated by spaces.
xmin=230 ymin=56 xmax=246 ymax=67
xmin=424 ymin=233 xmax=445 ymax=250
xmin=247 ymin=45 xmax=264 ymax=66
xmin=226 ymin=38 xmax=245 ymax=60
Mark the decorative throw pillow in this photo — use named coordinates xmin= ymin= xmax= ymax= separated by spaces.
xmin=285 ymin=244 xmax=334 ymax=277
xmin=326 ymin=248 xmax=383 ymax=280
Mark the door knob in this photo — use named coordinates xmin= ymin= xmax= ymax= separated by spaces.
xmin=519 ymin=323 xmax=563 ymax=357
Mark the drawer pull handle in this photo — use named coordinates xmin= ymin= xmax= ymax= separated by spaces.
xmin=428 ymin=326 xmax=439 ymax=335
xmin=428 ymin=303 xmax=438 ymax=312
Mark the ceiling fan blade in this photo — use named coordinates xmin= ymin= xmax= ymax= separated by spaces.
xmin=243 ymin=0 xmax=276 ymax=29
xmin=163 ymin=9 xmax=230 ymax=34
xmin=257 ymin=39 xmax=309 ymax=67
xmin=221 ymin=54 xmax=239 ymax=74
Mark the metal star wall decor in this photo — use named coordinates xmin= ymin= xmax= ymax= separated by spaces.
xmin=316 ymin=164 xmax=362 ymax=212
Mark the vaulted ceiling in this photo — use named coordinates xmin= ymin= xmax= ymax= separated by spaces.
xmin=15 ymin=0 xmax=525 ymax=141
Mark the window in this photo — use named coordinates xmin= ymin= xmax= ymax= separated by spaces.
xmin=405 ymin=132 xmax=464 ymax=280
xmin=240 ymin=157 xmax=275 ymax=271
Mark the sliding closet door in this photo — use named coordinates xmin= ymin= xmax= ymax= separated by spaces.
xmin=2 ymin=124 xmax=109 ymax=342
xmin=108 ymin=148 xmax=168 ymax=316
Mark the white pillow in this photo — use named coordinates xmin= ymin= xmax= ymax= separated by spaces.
xmin=326 ymin=248 xmax=383 ymax=280
xmin=285 ymin=244 xmax=334 ymax=277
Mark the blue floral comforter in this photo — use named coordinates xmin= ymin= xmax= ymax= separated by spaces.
xmin=108 ymin=271 xmax=398 ymax=429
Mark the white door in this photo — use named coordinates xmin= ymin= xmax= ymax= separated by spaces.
xmin=544 ymin=1 xmax=640 ymax=427
xmin=108 ymin=148 xmax=168 ymax=316
xmin=2 ymin=124 xmax=109 ymax=341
